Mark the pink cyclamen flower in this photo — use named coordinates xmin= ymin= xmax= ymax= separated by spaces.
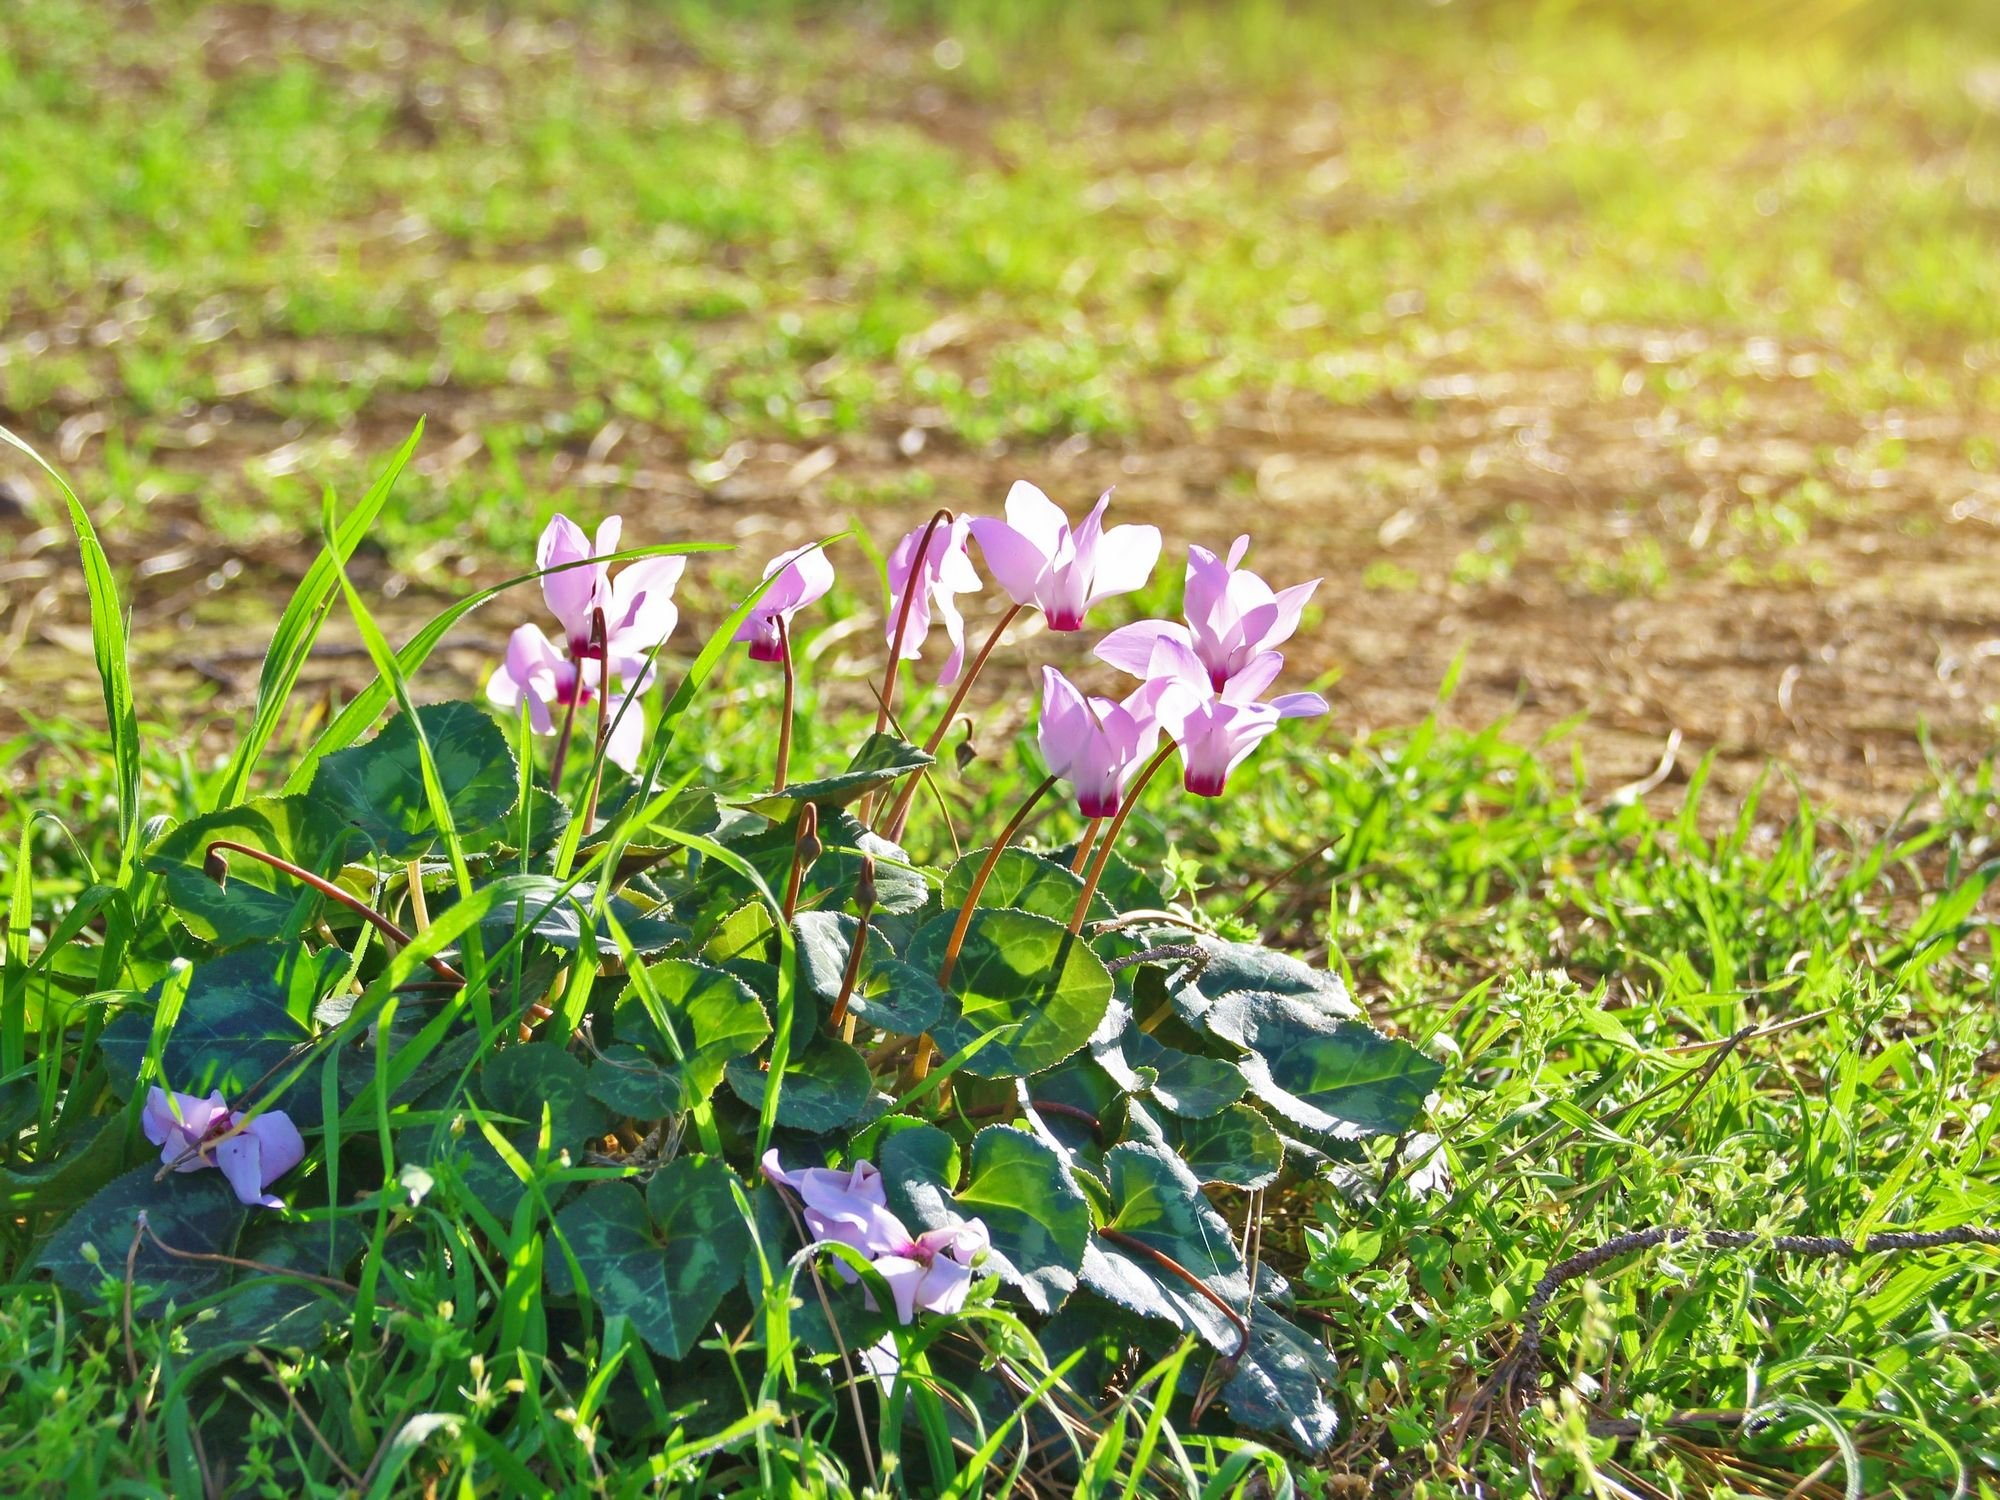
xmin=735 ymin=544 xmax=835 ymax=662
xmin=1145 ymin=636 xmax=1328 ymax=797
xmin=486 ymin=624 xmax=646 ymax=772
xmin=1037 ymin=667 xmax=1175 ymax=819
xmin=1096 ymin=535 xmax=1319 ymax=693
xmin=763 ymin=1151 xmax=988 ymax=1323
xmin=968 ymin=483 xmax=1161 ymax=632
xmin=885 ymin=516 xmax=982 ymax=684
xmin=142 ymin=1087 xmax=305 ymax=1209
xmin=536 ymin=513 xmax=687 ymax=673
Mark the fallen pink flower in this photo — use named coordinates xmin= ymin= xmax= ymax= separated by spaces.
xmin=969 ymin=483 xmax=1160 ymax=632
xmin=762 ymin=1150 xmax=988 ymax=1322
xmin=885 ymin=516 xmax=982 ymax=683
xmin=736 ymin=544 xmax=835 ymax=662
xmin=142 ymin=1086 xmax=305 ymax=1210
xmin=486 ymin=623 xmax=647 ymax=772
xmin=1096 ymin=535 xmax=1318 ymax=693
xmin=1037 ymin=666 xmax=1174 ymax=818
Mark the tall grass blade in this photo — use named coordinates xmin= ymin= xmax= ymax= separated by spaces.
xmin=2 ymin=427 xmax=140 ymax=880
xmin=211 ymin=420 xmax=424 ymax=809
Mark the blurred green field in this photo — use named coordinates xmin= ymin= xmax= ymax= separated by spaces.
xmin=3 ymin=3 xmax=1999 ymax=1497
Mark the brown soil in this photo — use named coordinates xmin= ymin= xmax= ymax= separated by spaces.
xmin=5 ymin=355 xmax=1997 ymax=827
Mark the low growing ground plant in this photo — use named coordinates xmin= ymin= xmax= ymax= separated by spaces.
xmin=4 ymin=427 xmax=1449 ymax=1494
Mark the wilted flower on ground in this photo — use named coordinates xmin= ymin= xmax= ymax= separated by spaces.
xmin=142 ymin=1086 xmax=305 ymax=1209
xmin=885 ymin=515 xmax=982 ymax=683
xmin=762 ymin=1150 xmax=989 ymax=1322
xmin=1142 ymin=636 xmax=1328 ymax=797
xmin=1096 ymin=535 xmax=1318 ymax=693
xmin=969 ymin=483 xmax=1160 ymax=631
xmin=485 ymin=623 xmax=646 ymax=771
xmin=736 ymin=544 xmax=836 ymax=662
xmin=1037 ymin=666 xmax=1175 ymax=818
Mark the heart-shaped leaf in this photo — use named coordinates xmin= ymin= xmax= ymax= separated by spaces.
xmin=844 ymin=958 xmax=947 ymax=1037
xmin=880 ymin=1123 xmax=1090 ymax=1316
xmin=40 ymin=1165 xmax=249 ymax=1300
xmin=100 ymin=943 xmax=333 ymax=1114
xmin=404 ymin=1044 xmax=610 ymax=1224
xmin=1204 ymin=991 xmax=1441 ymax=1140
xmin=546 ymin=1156 xmax=750 ymax=1359
xmin=1091 ymin=1001 xmax=1247 ymax=1119
xmin=449 ymin=873 xmax=688 ymax=956
xmin=1164 ymin=1104 xmax=1282 ymax=1190
xmin=1220 ymin=1312 xmax=1341 ymax=1453
xmin=1079 ymin=1140 xmax=1247 ymax=1353
xmin=736 ymin=734 xmax=932 ymax=819
xmin=589 ymin=961 xmax=770 ymax=1119
xmin=725 ymin=1034 xmax=872 ymax=1133
xmin=791 ymin=912 xmax=894 ymax=1000
xmin=907 ymin=908 xmax=1113 ymax=1079
xmin=178 ymin=1218 xmax=368 ymax=1355
xmin=310 ymin=701 xmax=518 ymax=857
xmin=145 ymin=796 xmax=361 ymax=946
xmin=1173 ymin=937 xmax=1356 ymax=1026
xmin=940 ymin=848 xmax=1112 ymax=926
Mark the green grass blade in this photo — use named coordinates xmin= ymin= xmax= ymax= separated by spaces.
xmin=2 ymin=426 xmax=140 ymax=881
xmin=211 ymin=420 xmax=424 ymax=810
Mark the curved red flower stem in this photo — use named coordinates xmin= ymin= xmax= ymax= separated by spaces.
xmin=936 ymin=774 xmax=1059 ymax=991
xmin=1068 ymin=819 xmax=1102 ymax=874
xmin=908 ymin=772 xmax=1058 ymax=1085
xmin=781 ymin=803 xmax=820 ymax=924
xmin=1100 ymin=1227 xmax=1250 ymax=1363
xmin=873 ymin=507 xmax=953 ymax=740
xmin=826 ymin=854 xmax=876 ymax=1034
xmin=962 ymin=1098 xmax=1103 ymax=1138
xmin=879 ymin=602 xmax=1026 ymax=844
xmin=1068 ymin=742 xmax=1178 ymax=936
xmin=205 ymin=841 xmax=465 ymax=988
xmin=774 ymin=614 xmax=796 ymax=793
xmin=580 ymin=607 xmax=612 ymax=832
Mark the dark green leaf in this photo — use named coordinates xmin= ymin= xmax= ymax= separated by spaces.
xmin=1204 ymin=991 xmax=1441 ymax=1140
xmin=845 ymin=958 xmax=946 ymax=1037
xmin=1080 ymin=1140 xmax=1247 ymax=1353
xmin=1220 ymin=1313 xmax=1341 ymax=1453
xmin=547 ymin=1157 xmax=749 ymax=1359
xmin=725 ymin=1035 xmax=872 ymax=1132
xmin=1091 ymin=1001 xmax=1247 ymax=1119
xmin=592 ymin=960 xmax=769 ymax=1118
xmin=1173 ymin=936 xmax=1357 ymax=1026
xmin=1164 ymin=1105 xmax=1283 ymax=1190
xmin=950 ymin=1127 xmax=1091 ymax=1314
xmin=459 ymin=873 xmax=688 ymax=955
xmin=145 ymin=796 xmax=361 ymax=946
xmin=310 ymin=701 xmax=518 ymax=857
xmin=0 ymin=1114 xmax=126 ymax=1213
xmin=737 ymin=734 xmax=932 ymax=819
xmin=100 ymin=944 xmax=332 ymax=1113
xmin=907 ymin=908 xmax=1113 ymax=1079
xmin=39 ymin=1165 xmax=248 ymax=1300
xmin=791 ymin=911 xmax=894 ymax=1000
xmin=940 ymin=847 xmax=1111 ymax=926
xmin=178 ymin=1218 xmax=367 ymax=1355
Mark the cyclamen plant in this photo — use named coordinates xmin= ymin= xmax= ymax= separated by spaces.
xmin=35 ymin=455 xmax=1443 ymax=1474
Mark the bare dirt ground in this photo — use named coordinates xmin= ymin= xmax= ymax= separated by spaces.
xmin=2 ymin=5 xmax=1997 ymax=823
xmin=7 ymin=356 xmax=1997 ymax=828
